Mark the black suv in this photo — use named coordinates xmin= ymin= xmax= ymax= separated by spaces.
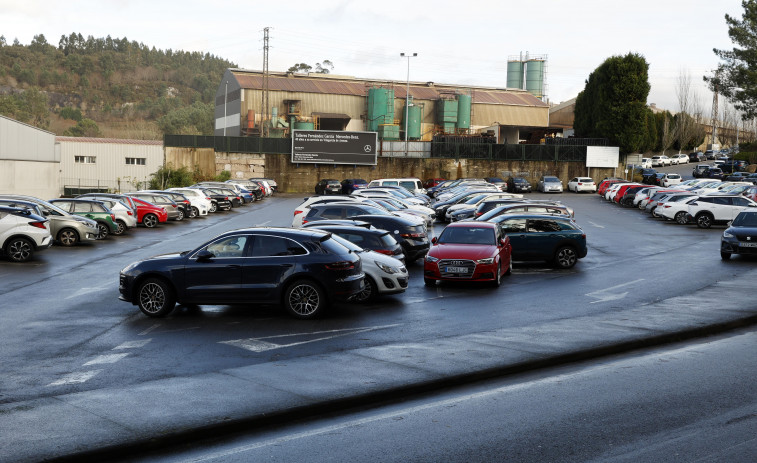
xmin=721 ymin=211 xmax=757 ymax=260
xmin=315 ymin=179 xmax=342 ymax=195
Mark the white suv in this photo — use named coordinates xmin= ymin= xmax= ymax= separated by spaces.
xmin=166 ymin=188 xmax=212 ymax=217
xmin=686 ymin=195 xmax=757 ymax=228
xmin=0 ymin=206 xmax=53 ymax=262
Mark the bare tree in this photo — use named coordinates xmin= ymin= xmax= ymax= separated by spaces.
xmin=661 ymin=113 xmax=676 ymax=155
xmin=674 ymin=70 xmax=702 ymax=152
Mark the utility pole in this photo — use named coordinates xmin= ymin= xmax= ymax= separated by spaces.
xmin=262 ymin=27 xmax=270 ymax=137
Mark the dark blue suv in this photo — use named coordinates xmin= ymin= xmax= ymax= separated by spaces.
xmin=341 ymin=179 xmax=368 ymax=194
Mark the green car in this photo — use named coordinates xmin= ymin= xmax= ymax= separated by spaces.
xmin=49 ymin=199 xmax=119 ymax=240
xmin=489 ymin=213 xmax=587 ymax=269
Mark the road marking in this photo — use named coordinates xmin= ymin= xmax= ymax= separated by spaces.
xmin=586 ymin=279 xmax=645 ymax=303
xmin=139 ymin=324 xmax=160 ymax=336
xmin=113 ymin=339 xmax=152 ymax=350
xmin=64 ymin=285 xmax=109 ymax=299
xmin=83 ymin=353 xmax=130 ymax=366
xmin=48 ymin=370 xmax=102 ymax=387
xmin=587 ymin=221 xmax=605 ymax=229
xmin=221 ymin=324 xmax=400 ymax=353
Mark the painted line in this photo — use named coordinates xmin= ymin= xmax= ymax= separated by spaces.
xmin=64 ymin=285 xmax=110 ymax=300
xmin=83 ymin=353 xmax=130 ymax=366
xmin=48 ymin=370 xmax=102 ymax=387
xmin=113 ymin=339 xmax=152 ymax=350
xmin=587 ymin=221 xmax=605 ymax=229
xmin=221 ymin=324 xmax=400 ymax=353
xmin=586 ymin=278 xmax=645 ymax=303
xmin=139 ymin=324 xmax=160 ymax=336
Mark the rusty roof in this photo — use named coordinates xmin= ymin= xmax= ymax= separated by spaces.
xmin=231 ymin=70 xmax=547 ymax=108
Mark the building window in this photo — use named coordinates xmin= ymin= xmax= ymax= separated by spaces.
xmin=125 ymin=157 xmax=146 ymax=165
xmin=75 ymin=156 xmax=96 ymax=164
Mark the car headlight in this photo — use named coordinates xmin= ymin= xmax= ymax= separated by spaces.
xmin=121 ymin=261 xmax=140 ymax=273
xmin=375 ymin=261 xmax=399 ymax=274
xmin=477 ymin=258 xmax=494 ymax=264
xmin=425 ymin=255 xmax=439 ymax=263
xmin=723 ymin=231 xmax=734 ymax=238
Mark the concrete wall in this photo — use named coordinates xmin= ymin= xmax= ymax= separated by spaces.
xmin=0 ymin=160 xmax=60 ymax=198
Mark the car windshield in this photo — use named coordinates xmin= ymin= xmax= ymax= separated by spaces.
xmin=326 ymin=233 xmax=365 ymax=253
xmin=544 ymin=177 xmax=560 ymax=183
xmin=732 ymin=212 xmax=757 ymax=227
xmin=438 ymin=226 xmax=495 ymax=245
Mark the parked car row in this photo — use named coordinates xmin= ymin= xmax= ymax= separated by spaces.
xmin=597 ymin=177 xmax=757 ymax=231
xmin=0 ymin=179 xmax=277 ymax=262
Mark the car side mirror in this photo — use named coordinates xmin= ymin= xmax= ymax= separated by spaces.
xmin=196 ymin=250 xmax=215 ymax=261
xmin=431 ymin=237 xmax=438 ymax=244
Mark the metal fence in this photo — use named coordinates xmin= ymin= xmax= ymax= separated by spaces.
xmin=164 ymin=135 xmax=587 ymax=162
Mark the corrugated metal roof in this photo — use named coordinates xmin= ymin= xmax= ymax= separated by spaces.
xmin=231 ymin=70 xmax=547 ymax=108
xmin=312 ymin=112 xmax=351 ymax=119
xmin=55 ymin=137 xmax=163 ymax=145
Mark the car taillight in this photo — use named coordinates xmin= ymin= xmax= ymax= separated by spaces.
xmin=475 ymin=212 xmax=483 ymax=217
xmin=206 ymin=197 xmax=212 ymax=201
xmin=127 ymin=210 xmax=133 ymax=216
xmin=171 ymin=204 xmax=177 ymax=208
xmin=224 ymin=196 xmax=229 ymax=200
xmin=401 ymin=233 xmax=425 ymax=238
xmin=294 ymin=210 xmax=303 ymax=216
xmin=325 ymin=261 xmax=355 ymax=270
xmin=301 ymin=219 xmax=309 ymax=224
xmin=374 ymin=249 xmax=393 ymax=256
xmin=29 ymin=221 xmax=47 ymax=230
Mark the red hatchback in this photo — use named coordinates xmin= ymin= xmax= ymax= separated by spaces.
xmin=129 ymin=197 xmax=168 ymax=228
xmin=423 ymin=222 xmax=512 ymax=287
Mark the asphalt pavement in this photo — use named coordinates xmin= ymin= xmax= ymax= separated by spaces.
xmin=3 ymin=262 xmax=757 ymax=462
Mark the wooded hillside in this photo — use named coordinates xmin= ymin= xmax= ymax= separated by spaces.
xmin=0 ymin=33 xmax=236 ymax=139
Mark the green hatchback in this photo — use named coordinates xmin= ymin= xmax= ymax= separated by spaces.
xmin=489 ymin=213 xmax=587 ymax=269
xmin=49 ymin=199 xmax=119 ymax=240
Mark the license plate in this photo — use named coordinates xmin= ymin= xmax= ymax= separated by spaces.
xmin=445 ymin=266 xmax=469 ymax=273
xmin=740 ymin=242 xmax=757 ymax=248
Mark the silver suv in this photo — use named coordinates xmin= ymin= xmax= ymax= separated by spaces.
xmin=0 ymin=195 xmax=99 ymax=246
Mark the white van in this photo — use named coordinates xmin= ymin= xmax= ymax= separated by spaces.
xmin=367 ymin=178 xmax=426 ymax=195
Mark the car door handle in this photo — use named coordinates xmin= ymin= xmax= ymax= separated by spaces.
xmin=227 ymin=265 xmax=241 ymax=269
xmin=279 ymin=264 xmax=294 ymax=268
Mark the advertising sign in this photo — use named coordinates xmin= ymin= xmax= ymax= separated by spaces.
xmin=292 ymin=130 xmax=377 ymax=165
xmin=586 ymin=146 xmax=619 ymax=168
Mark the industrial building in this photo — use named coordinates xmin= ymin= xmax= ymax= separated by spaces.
xmin=214 ymin=69 xmax=550 ymax=145
xmin=0 ymin=115 xmax=59 ymax=199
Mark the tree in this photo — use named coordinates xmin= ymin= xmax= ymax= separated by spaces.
xmin=657 ymin=111 xmax=676 ymax=155
xmin=288 ymin=60 xmax=334 ymax=74
xmin=63 ymin=118 xmax=101 ymax=137
xmin=287 ymin=63 xmax=312 ymax=73
xmin=574 ymin=53 xmax=651 ymax=154
xmin=707 ymin=1 xmax=757 ymax=119
xmin=674 ymin=71 xmax=704 ymax=153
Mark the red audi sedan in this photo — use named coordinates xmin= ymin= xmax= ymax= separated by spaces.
xmin=423 ymin=221 xmax=512 ymax=287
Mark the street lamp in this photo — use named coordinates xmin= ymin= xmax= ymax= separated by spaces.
xmin=400 ymin=52 xmax=417 ymax=156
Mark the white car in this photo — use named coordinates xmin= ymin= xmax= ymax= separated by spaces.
xmin=166 ymin=188 xmax=212 ymax=217
xmin=444 ymin=192 xmax=524 ymax=221
xmin=659 ymin=195 xmax=700 ymax=224
xmin=686 ymin=194 xmax=757 ymax=228
xmin=323 ymin=233 xmax=409 ymax=302
xmin=661 ymin=173 xmax=682 ymax=187
xmin=567 ymin=177 xmax=597 ymax=193
xmin=674 ymin=154 xmax=689 ymax=164
xmin=0 ymin=206 xmax=53 ymax=262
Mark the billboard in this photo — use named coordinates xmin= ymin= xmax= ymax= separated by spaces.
xmin=586 ymin=146 xmax=619 ymax=168
xmin=291 ymin=130 xmax=377 ymax=165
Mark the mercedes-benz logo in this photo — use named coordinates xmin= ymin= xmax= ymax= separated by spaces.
xmin=364 ymin=145 xmax=372 ymax=153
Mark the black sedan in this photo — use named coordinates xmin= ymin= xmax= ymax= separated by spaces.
xmin=119 ymin=228 xmax=365 ymax=319
xmin=351 ymin=214 xmax=430 ymax=262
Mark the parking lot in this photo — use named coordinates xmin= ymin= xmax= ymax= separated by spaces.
xmin=1 ymin=177 xmax=751 ymax=408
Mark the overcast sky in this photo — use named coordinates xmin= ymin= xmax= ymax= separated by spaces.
xmin=1 ymin=0 xmax=745 ymax=114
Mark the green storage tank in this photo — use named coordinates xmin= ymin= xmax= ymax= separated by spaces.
xmin=378 ymin=124 xmax=400 ymax=140
xmin=293 ymin=121 xmax=314 ymax=131
xmin=404 ymin=105 xmax=422 ymax=140
xmin=525 ymin=59 xmax=545 ymax=99
xmin=367 ymin=87 xmax=394 ymax=132
xmin=507 ymin=60 xmax=524 ymax=89
xmin=456 ymin=93 xmax=471 ymax=130
xmin=436 ymin=99 xmax=458 ymax=125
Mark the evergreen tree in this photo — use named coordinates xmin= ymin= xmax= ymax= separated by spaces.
xmin=574 ymin=53 xmax=651 ymax=154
